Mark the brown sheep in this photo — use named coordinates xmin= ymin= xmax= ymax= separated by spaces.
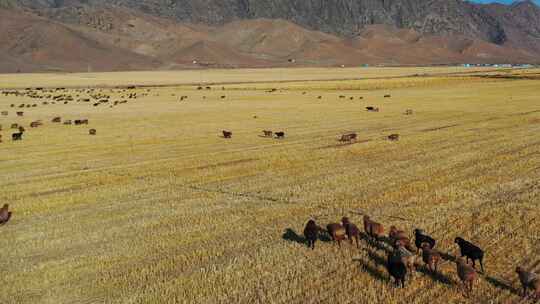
xmin=339 ymin=133 xmax=357 ymax=143
xmin=89 ymin=129 xmax=97 ymax=135
xmin=395 ymin=243 xmax=418 ymax=278
xmin=52 ymin=117 xmax=61 ymax=123
xmin=326 ymin=223 xmax=347 ymax=247
xmin=389 ymin=226 xmax=407 ymax=239
xmin=18 ymin=126 xmax=25 ymax=132
xmin=262 ymin=130 xmax=273 ymax=137
xmin=516 ymin=267 xmax=540 ymax=299
xmin=341 ymin=217 xmax=360 ymax=248
xmin=421 ymin=242 xmax=441 ymax=273
xmin=389 ymin=226 xmax=415 ymax=252
xmin=456 ymin=257 xmax=477 ymax=297
xmin=363 ymin=215 xmax=384 ymax=241
xmin=11 ymin=123 xmax=18 ymax=129
xmin=275 ymin=132 xmax=285 ymax=139
xmin=388 ymin=134 xmax=400 ymax=141
xmin=16 ymin=111 xmax=24 ymax=116
xmin=0 ymin=204 xmax=11 ymax=225
xmin=222 ymin=130 xmax=232 ymax=139
xmin=1 ymin=111 xmax=7 ymax=116
xmin=30 ymin=121 xmax=42 ymax=128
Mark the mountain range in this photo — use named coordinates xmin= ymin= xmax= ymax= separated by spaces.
xmin=1 ymin=0 xmax=539 ymax=72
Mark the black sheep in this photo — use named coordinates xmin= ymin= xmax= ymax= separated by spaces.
xmin=303 ymin=220 xmax=319 ymax=250
xmin=414 ymin=229 xmax=436 ymax=253
xmin=387 ymin=251 xmax=407 ymax=288
xmin=455 ymin=237 xmax=484 ymax=273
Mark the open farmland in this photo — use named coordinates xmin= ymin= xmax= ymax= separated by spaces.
xmin=0 ymin=67 xmax=539 ymax=304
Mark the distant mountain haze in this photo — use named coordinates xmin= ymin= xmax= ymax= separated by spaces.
xmin=0 ymin=0 xmax=539 ymax=72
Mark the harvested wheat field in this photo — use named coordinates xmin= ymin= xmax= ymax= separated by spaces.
xmin=0 ymin=67 xmax=539 ymax=304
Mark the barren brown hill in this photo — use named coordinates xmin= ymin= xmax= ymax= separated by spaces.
xmin=1 ymin=3 xmax=539 ymax=73
xmin=0 ymin=8 xmax=160 ymax=72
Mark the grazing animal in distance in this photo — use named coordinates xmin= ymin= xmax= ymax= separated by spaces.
xmin=89 ymin=129 xmax=97 ymax=135
xmin=387 ymin=251 xmax=407 ymax=288
xmin=421 ymin=242 xmax=441 ymax=273
xmin=388 ymin=134 xmax=400 ymax=141
xmin=303 ymin=219 xmax=320 ymax=250
xmin=326 ymin=223 xmax=347 ymax=248
xmin=16 ymin=111 xmax=23 ymax=116
xmin=384 ymin=94 xmax=391 ymax=98
xmin=12 ymin=132 xmax=23 ymax=141
xmin=363 ymin=215 xmax=384 ymax=241
xmin=456 ymin=257 xmax=477 ymax=297
xmin=339 ymin=133 xmax=357 ymax=143
xmin=30 ymin=121 xmax=42 ymax=128
xmin=63 ymin=120 xmax=72 ymax=125
xmin=405 ymin=109 xmax=413 ymax=115
xmin=366 ymin=106 xmax=379 ymax=112
xmin=341 ymin=217 xmax=360 ymax=248
xmin=222 ymin=130 xmax=232 ymax=139
xmin=414 ymin=229 xmax=436 ymax=254
xmin=11 ymin=123 xmax=18 ymax=129
xmin=516 ymin=267 xmax=540 ymax=299
xmin=1 ymin=111 xmax=7 ymax=116
xmin=52 ymin=117 xmax=61 ymax=123
xmin=0 ymin=204 xmax=11 ymax=225
xmin=455 ymin=237 xmax=484 ymax=273
xmin=275 ymin=132 xmax=285 ymax=139
xmin=262 ymin=130 xmax=273 ymax=137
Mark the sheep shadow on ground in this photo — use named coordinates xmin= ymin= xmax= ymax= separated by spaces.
xmin=416 ymin=265 xmax=455 ymax=285
xmin=352 ymin=254 xmax=388 ymax=284
xmin=484 ymin=275 xmax=518 ymax=295
xmin=282 ymin=228 xmax=305 ymax=245
xmin=360 ymin=232 xmax=392 ymax=254
xmin=282 ymin=228 xmax=333 ymax=248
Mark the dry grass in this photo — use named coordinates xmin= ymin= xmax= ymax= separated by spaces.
xmin=0 ymin=67 xmax=539 ymax=304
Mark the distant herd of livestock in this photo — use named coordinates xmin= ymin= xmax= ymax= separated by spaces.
xmin=302 ymin=216 xmax=539 ymax=299
xmin=0 ymin=86 xmax=407 ymax=144
xmin=0 ymin=86 xmax=147 ymax=142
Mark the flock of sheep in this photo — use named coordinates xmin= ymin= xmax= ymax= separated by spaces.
xmin=0 ymin=86 xmax=149 ymax=142
xmin=302 ymin=216 xmax=539 ymax=299
xmin=1 ymin=85 xmax=537 ymax=301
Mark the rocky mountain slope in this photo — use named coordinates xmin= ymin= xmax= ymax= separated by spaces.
xmin=0 ymin=0 xmax=539 ymax=72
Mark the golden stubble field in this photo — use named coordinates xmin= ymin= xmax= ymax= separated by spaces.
xmin=0 ymin=67 xmax=539 ymax=304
